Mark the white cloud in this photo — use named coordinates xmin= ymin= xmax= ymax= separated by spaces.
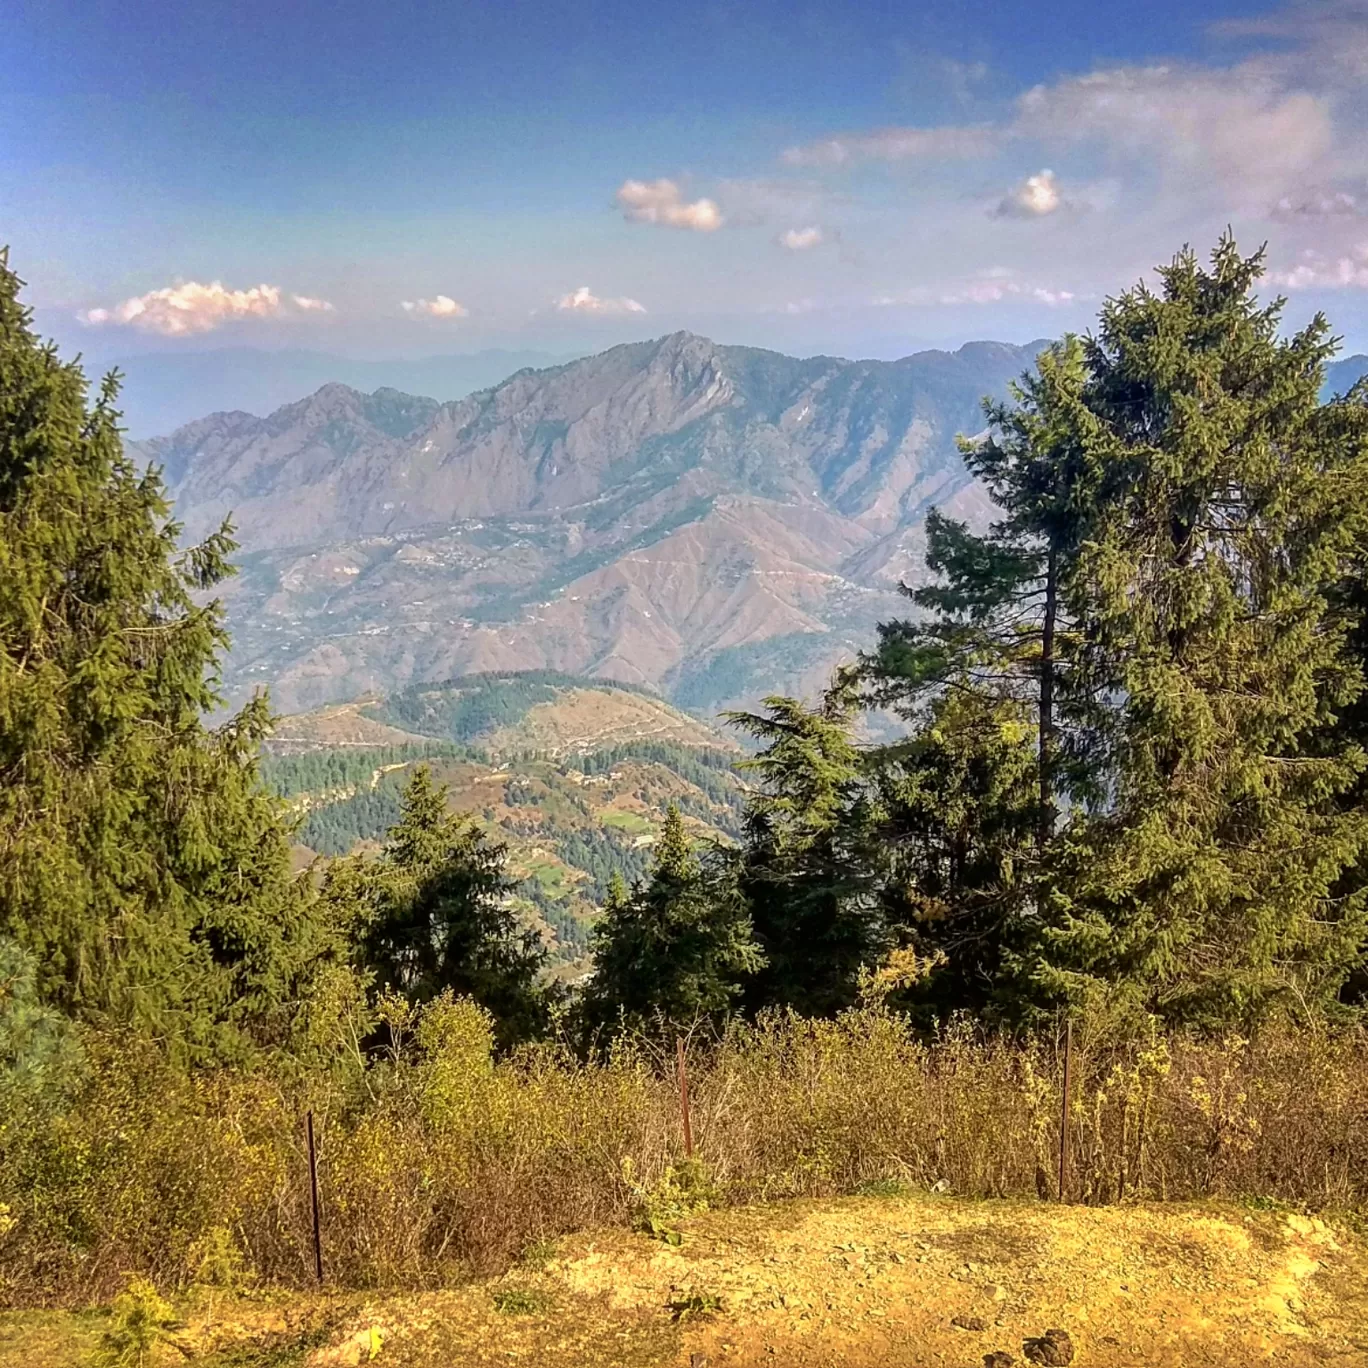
xmin=994 ymin=169 xmax=1063 ymax=218
xmin=781 ymin=125 xmax=997 ymax=167
xmin=1269 ymin=243 xmax=1368 ymax=288
xmin=784 ymin=5 xmax=1368 ymax=225
xmin=401 ymin=294 xmax=469 ymax=318
xmin=874 ymin=270 xmax=1077 ymax=308
xmin=778 ymin=226 xmax=825 ymax=250
xmin=1272 ymin=190 xmax=1361 ymax=218
xmin=79 ymin=280 xmax=332 ymax=335
xmin=615 ymin=179 xmax=723 ymax=231
xmin=1030 ymin=286 xmax=1076 ymax=305
xmin=1013 ymin=65 xmax=1338 ymax=201
xmin=555 ymin=286 xmax=647 ymax=315
xmin=1210 ymin=2 xmax=1368 ymax=84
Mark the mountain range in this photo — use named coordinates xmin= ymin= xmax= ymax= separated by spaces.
xmin=136 ymin=337 xmax=1368 ymax=721
xmin=108 ymin=347 xmax=582 ymax=439
xmin=1328 ymin=353 xmax=1368 ymax=399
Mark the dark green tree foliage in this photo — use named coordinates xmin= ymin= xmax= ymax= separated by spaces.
xmin=369 ymin=672 xmax=656 ymax=744
xmin=856 ymin=341 xmax=1098 ymax=1022
xmin=581 ymin=805 xmax=762 ymax=1036
xmin=260 ymin=742 xmax=466 ymax=800
xmin=1037 ymin=240 xmax=1368 ymax=1022
xmin=871 ymin=335 xmax=1094 ymax=844
xmin=870 ymin=687 xmax=1039 ymax=1022
xmin=0 ymin=938 xmax=84 ymax=1124
xmin=518 ymin=881 xmax=591 ymax=954
xmin=1318 ymin=410 xmax=1368 ymax=1004
xmin=555 ymin=828 xmax=650 ymax=899
xmin=329 ymin=766 xmax=549 ymax=1044
xmin=726 ymin=689 xmax=884 ymax=1016
xmin=0 ymin=254 xmax=323 ymax=1057
xmin=298 ymin=787 xmax=404 ymax=857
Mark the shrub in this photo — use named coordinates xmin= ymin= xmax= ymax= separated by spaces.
xmin=626 ymin=1156 xmax=718 ymax=1244
xmin=86 ymin=1277 xmax=176 ymax=1368
xmin=3 ymin=1001 xmax=1366 ymax=1302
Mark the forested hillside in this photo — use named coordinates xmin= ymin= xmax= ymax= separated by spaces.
xmin=263 ymin=674 xmax=747 ymax=962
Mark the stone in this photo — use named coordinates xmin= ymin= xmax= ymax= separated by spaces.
xmin=1022 ymin=1328 xmax=1075 ymax=1366
xmin=983 ymin=1353 xmax=1016 ymax=1368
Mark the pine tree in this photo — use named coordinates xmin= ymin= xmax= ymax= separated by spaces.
xmin=725 ymin=687 xmax=885 ymax=1016
xmin=858 ymin=339 xmax=1101 ymax=1020
xmin=580 ymin=805 xmax=762 ymax=1038
xmin=1036 ymin=238 xmax=1368 ymax=1022
xmin=870 ymin=336 xmax=1096 ymax=848
xmin=0 ymin=937 xmax=84 ymax=1123
xmin=335 ymin=766 xmax=549 ymax=1044
xmin=868 ymin=685 xmax=1040 ymax=1022
xmin=0 ymin=251 xmax=326 ymax=1057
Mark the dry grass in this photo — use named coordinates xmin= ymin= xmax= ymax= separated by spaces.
xmin=2 ymin=1002 xmax=1366 ymax=1304
xmin=6 ymin=1196 xmax=1368 ymax=1367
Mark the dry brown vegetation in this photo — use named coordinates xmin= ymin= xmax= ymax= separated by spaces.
xmin=4 ymin=1003 xmax=1367 ymax=1310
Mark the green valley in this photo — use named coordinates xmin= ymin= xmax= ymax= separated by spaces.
xmin=261 ymin=672 xmax=747 ymax=964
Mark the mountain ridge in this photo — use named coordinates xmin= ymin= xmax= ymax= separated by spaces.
xmin=144 ymin=332 xmax=1365 ymax=720
xmin=104 ymin=345 xmax=585 ymax=439
xmin=140 ymin=331 xmax=1045 ymax=547
xmin=127 ymin=330 xmax=1059 ymax=715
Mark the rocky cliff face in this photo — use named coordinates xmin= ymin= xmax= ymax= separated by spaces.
xmin=136 ymin=332 xmax=1048 ymax=716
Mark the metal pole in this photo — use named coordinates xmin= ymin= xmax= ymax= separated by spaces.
xmin=306 ymin=1110 xmax=324 ymax=1283
xmin=677 ymin=1036 xmax=694 ymax=1159
xmin=1057 ymin=1018 xmax=1072 ymax=1203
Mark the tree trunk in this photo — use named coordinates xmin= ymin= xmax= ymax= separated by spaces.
xmin=1038 ymin=545 xmax=1058 ymax=853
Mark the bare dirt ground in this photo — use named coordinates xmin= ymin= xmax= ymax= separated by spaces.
xmin=6 ymin=1194 xmax=1367 ymax=1367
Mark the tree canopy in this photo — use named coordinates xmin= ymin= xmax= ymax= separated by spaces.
xmin=326 ymin=766 xmax=551 ymax=1046
xmin=580 ymin=804 xmax=762 ymax=1038
xmin=0 ymin=251 xmax=330 ymax=1059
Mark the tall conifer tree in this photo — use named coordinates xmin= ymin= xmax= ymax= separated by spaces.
xmin=871 ymin=336 xmax=1096 ymax=848
xmin=725 ymin=688 xmax=885 ymax=1016
xmin=581 ymin=805 xmax=761 ymax=1037
xmin=332 ymin=766 xmax=550 ymax=1045
xmin=1036 ymin=239 xmax=1368 ymax=1021
xmin=0 ymin=252 xmax=325 ymax=1057
xmin=870 ymin=685 xmax=1040 ymax=1022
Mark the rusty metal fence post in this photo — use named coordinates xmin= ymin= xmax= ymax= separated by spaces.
xmin=1057 ymin=1018 xmax=1073 ymax=1202
xmin=306 ymin=1110 xmax=324 ymax=1283
xmin=677 ymin=1035 xmax=694 ymax=1159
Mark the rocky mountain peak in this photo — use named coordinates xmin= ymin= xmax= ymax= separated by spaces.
xmin=134 ymin=333 xmax=1054 ymax=716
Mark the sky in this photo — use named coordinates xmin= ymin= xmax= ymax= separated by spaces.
xmin=4 ymin=0 xmax=1368 ymax=374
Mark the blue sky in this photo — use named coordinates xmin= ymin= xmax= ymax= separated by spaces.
xmin=5 ymin=0 xmax=1368 ymax=368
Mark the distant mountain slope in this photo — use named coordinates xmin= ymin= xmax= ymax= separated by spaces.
xmin=135 ymin=332 xmax=1049 ymax=715
xmin=1326 ymin=354 xmax=1368 ymax=398
xmin=268 ymin=670 xmax=734 ymax=757
xmin=263 ymin=673 xmax=745 ymax=961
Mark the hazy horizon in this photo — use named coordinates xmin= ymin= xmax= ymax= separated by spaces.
xmin=88 ymin=331 xmax=1069 ymax=437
